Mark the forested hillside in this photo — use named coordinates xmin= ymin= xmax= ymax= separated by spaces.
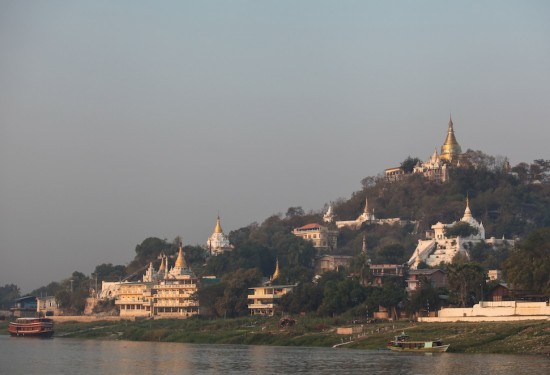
xmin=4 ymin=154 xmax=549 ymax=316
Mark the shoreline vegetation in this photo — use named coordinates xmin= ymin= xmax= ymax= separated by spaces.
xmin=3 ymin=317 xmax=550 ymax=355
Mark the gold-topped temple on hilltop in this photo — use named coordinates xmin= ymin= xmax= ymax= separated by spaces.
xmin=206 ymin=215 xmax=234 ymax=255
xmin=385 ymin=115 xmax=464 ymax=182
xmin=440 ymin=116 xmax=462 ymax=164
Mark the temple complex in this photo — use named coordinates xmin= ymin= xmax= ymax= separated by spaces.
xmin=206 ymin=216 xmax=233 ymax=255
xmin=116 ymin=244 xmax=199 ymax=318
xmin=408 ymin=197 xmax=514 ymax=269
xmin=385 ymin=116 xmax=463 ymax=182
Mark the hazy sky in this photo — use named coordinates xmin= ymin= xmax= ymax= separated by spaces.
xmin=1 ymin=1 xmax=549 ymax=293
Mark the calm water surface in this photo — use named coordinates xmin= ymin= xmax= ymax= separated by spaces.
xmin=1 ymin=335 xmax=549 ymax=374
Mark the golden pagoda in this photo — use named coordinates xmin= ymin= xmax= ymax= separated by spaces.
xmin=213 ymin=216 xmax=222 ymax=233
xmin=174 ymin=245 xmax=187 ymax=269
xmin=440 ymin=115 xmax=462 ymax=164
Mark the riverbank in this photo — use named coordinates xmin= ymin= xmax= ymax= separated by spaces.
xmin=2 ymin=317 xmax=550 ymax=354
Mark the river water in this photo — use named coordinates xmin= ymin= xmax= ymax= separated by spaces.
xmin=1 ymin=335 xmax=549 ymax=375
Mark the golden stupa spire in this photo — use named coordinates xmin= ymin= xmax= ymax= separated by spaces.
xmin=158 ymin=255 xmax=166 ymax=272
xmin=174 ymin=244 xmax=186 ymax=268
xmin=271 ymin=258 xmax=280 ymax=281
xmin=440 ymin=114 xmax=462 ymax=163
xmin=214 ymin=216 xmax=223 ymax=234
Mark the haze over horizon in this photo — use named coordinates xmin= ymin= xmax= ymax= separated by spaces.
xmin=1 ymin=1 xmax=549 ymax=293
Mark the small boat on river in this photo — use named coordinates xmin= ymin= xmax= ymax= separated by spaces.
xmin=8 ymin=317 xmax=54 ymax=338
xmin=387 ymin=332 xmax=449 ymax=353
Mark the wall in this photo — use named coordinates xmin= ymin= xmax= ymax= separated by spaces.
xmin=422 ymin=301 xmax=550 ymax=322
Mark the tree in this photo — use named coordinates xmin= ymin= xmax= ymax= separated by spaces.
xmin=406 ymin=277 xmax=442 ymax=316
xmin=378 ymin=244 xmax=406 ymax=264
xmin=55 ymin=290 xmax=71 ymax=309
xmin=461 ymin=149 xmax=497 ymax=170
xmin=503 ymin=228 xmax=550 ymax=294
xmin=93 ymin=263 xmax=126 ymax=282
xmin=215 ymin=268 xmax=263 ymax=318
xmin=316 ymin=271 xmax=368 ymax=316
xmin=31 ymin=282 xmax=63 ymax=299
xmin=197 ymin=282 xmax=225 ymax=317
xmin=134 ymin=237 xmax=172 ymax=265
xmin=446 ymin=262 xmax=486 ymax=307
xmin=378 ymin=278 xmax=406 ymax=320
xmin=400 ymin=156 xmax=422 ymax=173
xmin=0 ymin=284 xmax=20 ymax=309
xmin=272 ymin=233 xmax=316 ymax=284
xmin=285 ymin=206 xmax=304 ymax=218
xmin=444 ymin=221 xmax=479 ymax=238
xmin=279 ymin=282 xmax=323 ymax=314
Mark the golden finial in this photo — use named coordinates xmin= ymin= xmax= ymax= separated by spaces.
xmin=214 ymin=216 xmax=223 ymax=234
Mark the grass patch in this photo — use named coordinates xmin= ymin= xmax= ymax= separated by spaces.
xmin=46 ymin=316 xmax=550 ymax=355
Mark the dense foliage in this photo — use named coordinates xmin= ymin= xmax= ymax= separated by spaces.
xmin=502 ymin=228 xmax=550 ymax=295
xmin=0 ymin=284 xmax=20 ymax=309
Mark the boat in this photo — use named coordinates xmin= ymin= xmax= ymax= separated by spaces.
xmin=387 ymin=332 xmax=449 ymax=353
xmin=8 ymin=317 xmax=54 ymax=338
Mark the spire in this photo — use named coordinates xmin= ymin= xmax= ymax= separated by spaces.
xmin=174 ymin=244 xmax=187 ymax=269
xmin=431 ymin=148 xmax=439 ymax=162
xmin=214 ymin=216 xmax=223 ymax=234
xmin=323 ymin=204 xmax=334 ymax=223
xmin=463 ymin=194 xmax=472 ymax=219
xmin=364 ymin=197 xmax=369 ymax=214
xmin=158 ymin=255 xmax=166 ymax=273
xmin=271 ymin=258 xmax=280 ymax=282
xmin=440 ymin=114 xmax=462 ymax=162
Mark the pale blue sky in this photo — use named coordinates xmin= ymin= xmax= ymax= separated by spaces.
xmin=1 ymin=1 xmax=549 ymax=292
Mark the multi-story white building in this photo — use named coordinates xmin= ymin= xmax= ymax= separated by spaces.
xmin=292 ymin=223 xmax=338 ymax=251
xmin=115 ymin=245 xmax=199 ymax=318
xmin=247 ymin=284 xmax=296 ymax=316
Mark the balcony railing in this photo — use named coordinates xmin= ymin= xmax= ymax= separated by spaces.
xmin=248 ymin=303 xmax=275 ymax=309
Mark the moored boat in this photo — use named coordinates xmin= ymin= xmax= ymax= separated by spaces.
xmin=387 ymin=332 xmax=449 ymax=353
xmin=8 ymin=317 xmax=54 ymax=338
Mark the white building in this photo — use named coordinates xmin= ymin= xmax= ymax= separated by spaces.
xmin=335 ymin=197 xmax=405 ymax=230
xmin=335 ymin=197 xmax=376 ymax=229
xmin=206 ymin=216 xmax=233 ymax=255
xmin=408 ymin=197 xmax=514 ymax=269
xmin=292 ymin=223 xmax=338 ymax=251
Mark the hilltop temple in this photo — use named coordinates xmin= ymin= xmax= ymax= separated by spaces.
xmin=206 ymin=216 xmax=233 ymax=255
xmin=385 ymin=116 xmax=463 ymax=183
xmin=407 ymin=197 xmax=514 ymax=269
